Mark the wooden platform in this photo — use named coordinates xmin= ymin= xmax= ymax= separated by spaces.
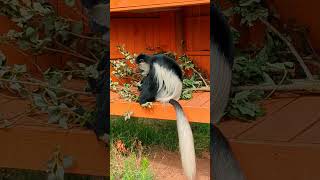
xmin=0 ymin=97 xmax=108 ymax=177
xmin=110 ymin=91 xmax=210 ymax=123
xmin=111 ymin=0 xmax=209 ymax=12
xmin=218 ymin=95 xmax=320 ymax=180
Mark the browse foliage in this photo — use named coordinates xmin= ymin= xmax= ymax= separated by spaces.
xmin=0 ymin=1 xmax=105 ymax=129
xmin=221 ymin=0 xmax=320 ymax=120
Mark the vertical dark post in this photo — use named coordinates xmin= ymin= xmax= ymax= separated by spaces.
xmin=80 ymin=0 xmax=110 ymax=142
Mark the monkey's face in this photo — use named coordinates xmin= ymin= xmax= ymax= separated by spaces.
xmin=138 ymin=62 xmax=150 ymax=76
xmin=136 ymin=54 xmax=151 ymax=76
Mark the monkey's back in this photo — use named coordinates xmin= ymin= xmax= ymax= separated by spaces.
xmin=150 ymin=54 xmax=183 ymax=81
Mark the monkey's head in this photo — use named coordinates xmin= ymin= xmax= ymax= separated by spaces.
xmin=136 ymin=53 xmax=152 ymax=76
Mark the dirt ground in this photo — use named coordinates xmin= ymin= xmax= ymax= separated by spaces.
xmin=149 ymin=150 xmax=210 ymax=180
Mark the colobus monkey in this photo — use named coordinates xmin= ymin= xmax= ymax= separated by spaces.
xmin=211 ymin=3 xmax=246 ymax=180
xmin=136 ymin=54 xmax=196 ymax=180
xmin=80 ymin=0 xmax=109 ymax=143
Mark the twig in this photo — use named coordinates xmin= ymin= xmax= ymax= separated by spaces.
xmin=0 ymin=78 xmax=90 ymax=95
xmin=191 ymin=67 xmax=209 ymax=87
xmin=88 ymin=49 xmax=100 ymax=62
xmin=43 ymin=47 xmax=96 ymax=63
xmin=0 ymin=92 xmax=21 ymax=99
xmin=233 ymin=80 xmax=320 ymax=92
xmin=260 ymin=18 xmax=314 ymax=80
xmin=264 ymin=70 xmax=288 ymax=99
xmin=185 ymin=87 xmax=210 ymax=92
xmin=68 ymin=31 xmax=103 ymax=41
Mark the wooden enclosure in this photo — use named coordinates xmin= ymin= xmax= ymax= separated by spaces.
xmin=110 ymin=1 xmax=211 ymax=123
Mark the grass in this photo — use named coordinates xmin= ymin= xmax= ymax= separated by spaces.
xmin=111 ymin=143 xmax=154 ymax=180
xmin=110 ymin=116 xmax=210 ymax=179
xmin=111 ymin=116 xmax=210 ymax=154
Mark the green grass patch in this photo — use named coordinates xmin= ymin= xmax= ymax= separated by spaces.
xmin=110 ymin=143 xmax=154 ymax=180
xmin=111 ymin=116 xmax=210 ymax=154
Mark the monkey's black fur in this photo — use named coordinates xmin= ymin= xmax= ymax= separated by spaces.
xmin=211 ymin=3 xmax=234 ymax=65
xmin=211 ymin=3 xmax=246 ymax=180
xmin=136 ymin=54 xmax=182 ymax=104
xmin=80 ymin=0 xmax=109 ymax=138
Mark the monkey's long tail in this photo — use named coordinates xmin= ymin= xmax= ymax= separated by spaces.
xmin=169 ymin=99 xmax=196 ymax=180
xmin=212 ymin=125 xmax=245 ymax=180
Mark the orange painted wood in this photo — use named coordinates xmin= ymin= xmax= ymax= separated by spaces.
xmin=292 ymin=120 xmax=320 ymax=144
xmin=219 ymin=97 xmax=297 ymax=139
xmin=217 ymin=95 xmax=320 ymax=180
xmin=110 ymin=0 xmax=210 ymax=12
xmin=237 ymin=96 xmax=320 ymax=142
xmin=110 ymin=7 xmax=210 ymax=76
xmin=230 ymin=140 xmax=320 ymax=180
xmin=0 ymin=98 xmax=108 ymax=177
xmin=110 ymin=91 xmax=210 ymax=123
xmin=267 ymin=0 xmax=320 ymax=53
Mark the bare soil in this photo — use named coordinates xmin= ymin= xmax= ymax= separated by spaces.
xmin=149 ymin=150 xmax=210 ymax=180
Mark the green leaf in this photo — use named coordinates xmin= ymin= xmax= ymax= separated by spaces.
xmin=64 ymin=0 xmax=76 ymax=7
xmin=33 ymin=2 xmax=51 ymax=14
xmin=25 ymin=27 xmax=35 ymax=37
xmin=17 ymin=40 xmax=30 ymax=50
xmin=71 ymin=21 xmax=83 ymax=34
xmin=59 ymin=116 xmax=68 ymax=129
xmin=46 ymin=89 xmax=58 ymax=105
xmin=32 ymin=93 xmax=48 ymax=109
xmin=13 ymin=64 xmax=27 ymax=73
xmin=48 ymin=106 xmax=61 ymax=123
xmin=9 ymin=82 xmax=22 ymax=91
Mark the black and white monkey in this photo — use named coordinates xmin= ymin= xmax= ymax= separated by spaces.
xmin=135 ymin=54 xmax=197 ymax=180
xmin=211 ymin=2 xmax=246 ymax=180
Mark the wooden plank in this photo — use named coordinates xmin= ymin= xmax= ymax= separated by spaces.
xmin=238 ymin=96 xmax=320 ymax=142
xmin=230 ymin=140 xmax=320 ymax=180
xmin=110 ymin=92 xmax=210 ymax=123
xmin=0 ymin=94 xmax=108 ymax=177
xmin=111 ymin=0 xmax=210 ymax=12
xmin=218 ymin=97 xmax=296 ymax=139
xmin=0 ymin=125 xmax=108 ymax=177
xmin=292 ymin=120 xmax=320 ymax=144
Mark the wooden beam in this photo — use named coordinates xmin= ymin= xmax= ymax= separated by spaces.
xmin=110 ymin=92 xmax=210 ymax=123
xmin=0 ymin=124 xmax=108 ymax=177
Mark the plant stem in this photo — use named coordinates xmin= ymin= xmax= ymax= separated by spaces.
xmin=264 ymin=70 xmax=288 ymax=99
xmin=260 ymin=18 xmax=314 ymax=80
xmin=191 ymin=67 xmax=209 ymax=87
xmin=43 ymin=47 xmax=96 ymax=63
xmin=185 ymin=87 xmax=210 ymax=92
xmin=0 ymin=78 xmax=90 ymax=95
xmin=234 ymin=80 xmax=320 ymax=92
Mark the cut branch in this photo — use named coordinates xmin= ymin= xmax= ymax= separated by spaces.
xmin=43 ymin=47 xmax=96 ymax=63
xmin=260 ymin=18 xmax=314 ymax=80
xmin=234 ymin=80 xmax=320 ymax=92
xmin=186 ymin=86 xmax=210 ymax=92
xmin=0 ymin=78 xmax=90 ymax=95
xmin=191 ymin=67 xmax=209 ymax=87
